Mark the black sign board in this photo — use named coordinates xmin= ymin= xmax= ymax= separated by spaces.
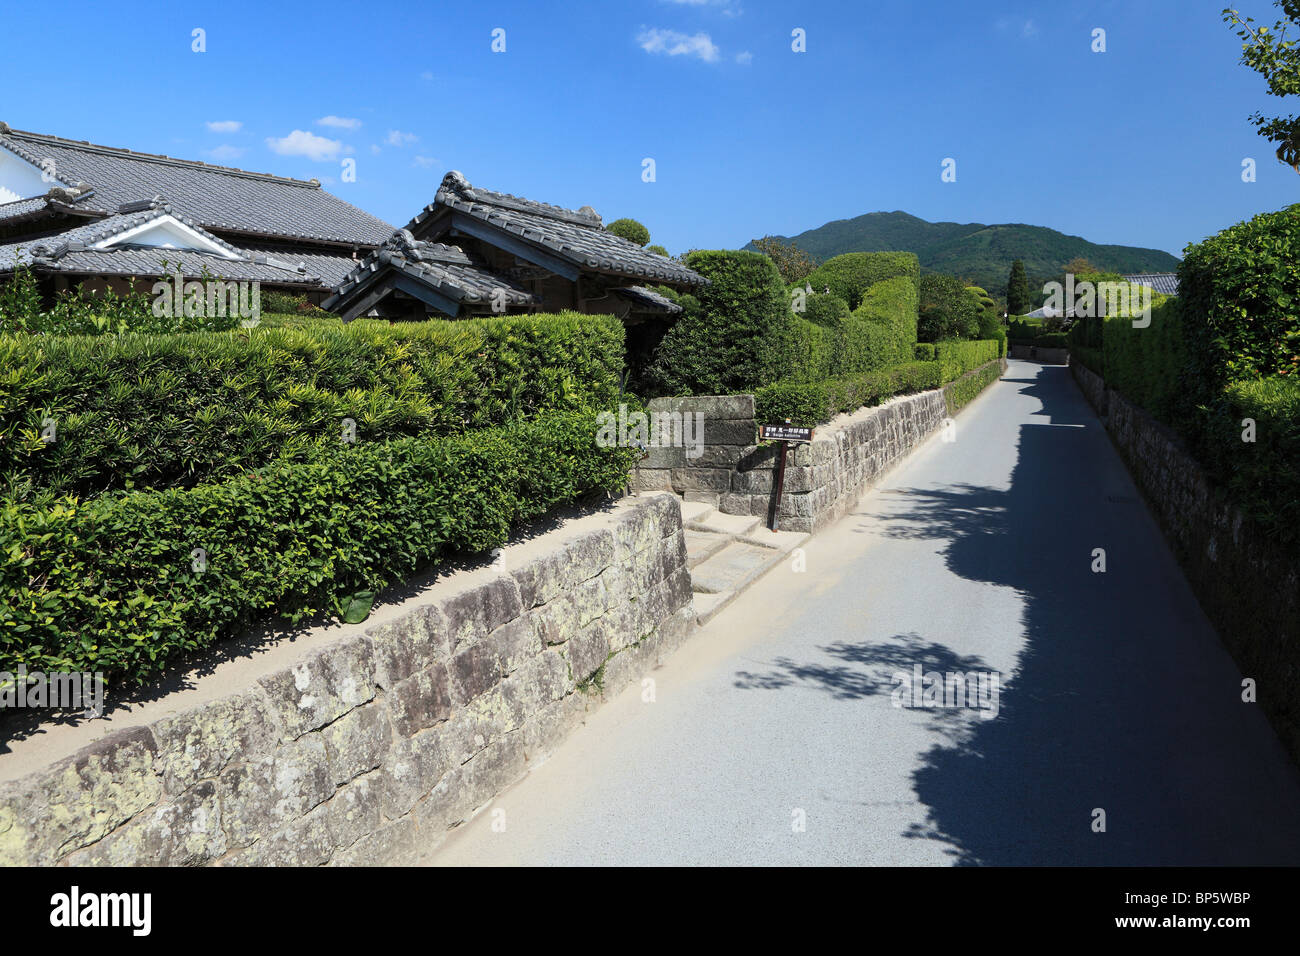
xmin=759 ymin=423 xmax=814 ymax=443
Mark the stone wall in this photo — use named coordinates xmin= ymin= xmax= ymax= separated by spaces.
xmin=634 ymin=389 xmax=952 ymax=535
xmin=1071 ymin=361 xmax=1300 ymax=761
xmin=0 ymin=494 xmax=694 ymax=866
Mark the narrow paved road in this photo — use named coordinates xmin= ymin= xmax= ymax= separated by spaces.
xmin=421 ymin=360 xmax=1300 ymax=866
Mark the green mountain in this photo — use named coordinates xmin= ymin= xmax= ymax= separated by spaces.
xmin=745 ymin=211 xmax=1181 ymax=299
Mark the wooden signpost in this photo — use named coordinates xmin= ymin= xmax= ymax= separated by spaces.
xmin=758 ymin=421 xmax=814 ymax=532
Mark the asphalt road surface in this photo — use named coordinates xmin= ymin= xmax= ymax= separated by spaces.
xmin=420 ymin=359 xmax=1300 ymax=866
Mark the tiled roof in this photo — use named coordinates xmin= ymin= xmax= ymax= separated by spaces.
xmin=241 ymin=245 xmax=367 ymax=289
xmin=0 ymin=196 xmax=52 ymax=225
xmin=0 ymin=123 xmax=394 ymax=246
xmin=0 ymin=204 xmax=322 ymax=286
xmin=324 ymin=230 xmax=538 ymax=316
xmin=613 ymin=285 xmax=683 ymax=314
xmin=1122 ymin=273 xmax=1179 ymax=296
xmin=406 ymin=171 xmax=707 ymax=288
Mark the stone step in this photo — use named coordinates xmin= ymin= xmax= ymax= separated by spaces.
xmin=690 ymin=540 xmax=786 ymax=595
xmin=739 ymin=527 xmax=809 ymax=555
xmin=678 ymin=499 xmax=716 ymax=527
xmin=683 ymin=529 xmax=732 ymax=569
xmin=691 ymin=591 xmax=734 ymax=625
xmin=686 ymin=510 xmax=762 ymax=538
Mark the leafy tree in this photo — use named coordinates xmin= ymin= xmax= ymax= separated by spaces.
xmin=607 ymin=218 xmax=650 ymax=246
xmin=1224 ymin=3 xmax=1300 ymax=170
xmin=646 ymin=244 xmax=670 ymax=258
xmin=1062 ymin=256 xmax=1099 ymax=276
xmin=1006 ymin=259 xmax=1031 ymax=314
xmin=752 ymin=236 xmax=818 ymax=284
xmin=918 ymin=273 xmax=981 ymax=342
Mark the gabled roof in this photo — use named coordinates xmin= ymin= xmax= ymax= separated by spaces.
xmin=0 ymin=123 xmax=394 ymax=247
xmin=0 ymin=200 xmax=323 ymax=286
xmin=1122 ymin=273 xmax=1179 ymax=296
xmin=406 ymin=171 xmax=706 ymax=288
xmin=323 ymin=229 xmax=538 ymax=319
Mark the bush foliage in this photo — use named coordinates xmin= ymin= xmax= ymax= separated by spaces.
xmin=0 ymin=411 xmax=636 ymax=684
xmin=645 ymin=251 xmax=799 ymax=396
xmin=805 ymin=252 xmax=920 ymax=310
xmin=1 ymin=312 xmax=625 ymax=501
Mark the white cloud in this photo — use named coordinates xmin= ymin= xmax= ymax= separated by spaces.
xmin=385 ymin=129 xmax=419 ymax=147
xmin=265 ymin=130 xmax=350 ymax=161
xmin=316 ymin=115 xmax=362 ymax=130
xmin=205 ymin=120 xmax=242 ymax=133
xmin=203 ymin=144 xmax=246 ymax=161
xmin=735 ymin=50 xmax=752 ymax=64
xmin=637 ymin=28 xmax=719 ymax=62
xmin=412 ymin=156 xmax=440 ymax=168
xmin=370 ymin=144 xmax=382 ymax=155
xmin=419 ymin=71 xmax=434 ymax=81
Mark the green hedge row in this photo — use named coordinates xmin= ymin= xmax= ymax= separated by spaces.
xmin=1101 ymin=297 xmax=1185 ymax=423
xmin=934 ymin=339 xmax=1001 ymax=380
xmin=1 ymin=312 xmax=624 ymax=502
xmin=0 ymin=412 xmax=636 ymax=683
xmin=1198 ymin=375 xmax=1300 ymax=542
xmin=754 ymin=362 xmax=943 ymax=427
xmin=944 ymin=360 xmax=1005 ymax=416
xmin=1009 ymin=332 xmax=1069 ymax=349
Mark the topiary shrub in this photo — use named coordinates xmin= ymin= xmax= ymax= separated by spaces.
xmin=606 ymin=218 xmax=651 ymax=247
xmin=645 ymin=250 xmax=798 ymax=396
xmin=842 ymin=275 xmax=919 ymax=372
xmin=918 ymin=273 xmax=982 ymax=342
xmin=805 ymin=252 xmax=920 ymax=310
xmin=801 ymin=291 xmax=851 ymax=330
xmin=1179 ymin=203 xmax=1300 ymax=399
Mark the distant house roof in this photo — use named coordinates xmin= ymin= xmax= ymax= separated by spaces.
xmin=1122 ymin=272 xmax=1179 ymax=296
xmin=406 ymin=171 xmax=706 ymax=288
xmin=0 ymin=201 xmax=323 ymax=286
xmin=0 ymin=123 xmax=394 ymax=247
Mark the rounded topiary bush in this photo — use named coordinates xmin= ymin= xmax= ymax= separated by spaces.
xmin=645 ymin=250 xmax=798 ymax=396
xmin=606 ymin=218 xmax=651 ymax=247
xmin=805 ymin=252 xmax=920 ymax=310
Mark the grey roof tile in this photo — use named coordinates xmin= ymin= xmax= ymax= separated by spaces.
xmin=323 ymin=230 xmax=538 ymax=315
xmin=405 ymin=171 xmax=706 ymax=288
xmin=0 ymin=125 xmax=394 ymax=246
xmin=1122 ymin=272 xmax=1179 ymax=296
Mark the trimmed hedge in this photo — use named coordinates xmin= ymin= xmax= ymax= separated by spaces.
xmin=914 ymin=343 xmax=936 ymax=361
xmin=944 ymin=360 xmax=1004 ymax=416
xmin=755 ymin=362 xmax=943 ymax=427
xmin=1 ymin=312 xmax=624 ymax=501
xmin=805 ymin=252 xmax=920 ymax=310
xmin=1100 ymin=296 xmax=1184 ymax=424
xmin=1198 ymin=375 xmax=1300 ymax=543
xmin=845 ymin=275 xmax=918 ymax=372
xmin=934 ymin=339 xmax=1001 ymax=380
xmin=1008 ymin=332 xmax=1069 ymax=349
xmin=0 ymin=412 xmax=637 ymax=683
xmin=1179 ymin=203 xmax=1300 ymax=396
xmin=645 ymin=250 xmax=798 ymax=396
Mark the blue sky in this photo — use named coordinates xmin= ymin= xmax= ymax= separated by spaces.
xmin=3 ymin=0 xmax=1295 ymax=259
